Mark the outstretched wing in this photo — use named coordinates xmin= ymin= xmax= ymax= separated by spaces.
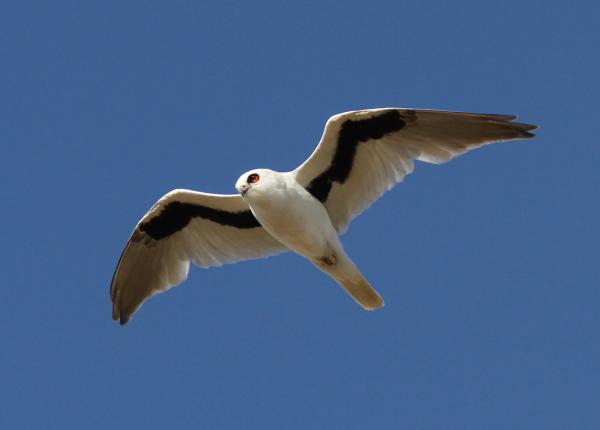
xmin=294 ymin=108 xmax=537 ymax=232
xmin=110 ymin=189 xmax=286 ymax=324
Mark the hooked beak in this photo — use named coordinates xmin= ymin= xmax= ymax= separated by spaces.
xmin=238 ymin=184 xmax=249 ymax=196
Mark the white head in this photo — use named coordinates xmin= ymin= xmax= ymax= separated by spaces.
xmin=235 ymin=168 xmax=281 ymax=200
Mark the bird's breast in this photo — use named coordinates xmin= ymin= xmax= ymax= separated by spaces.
xmin=248 ymin=187 xmax=336 ymax=257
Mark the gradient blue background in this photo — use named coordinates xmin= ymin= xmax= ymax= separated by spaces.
xmin=2 ymin=1 xmax=598 ymax=428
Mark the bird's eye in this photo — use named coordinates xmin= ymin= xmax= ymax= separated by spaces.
xmin=247 ymin=173 xmax=260 ymax=184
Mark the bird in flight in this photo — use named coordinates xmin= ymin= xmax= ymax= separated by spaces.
xmin=110 ymin=108 xmax=536 ymax=324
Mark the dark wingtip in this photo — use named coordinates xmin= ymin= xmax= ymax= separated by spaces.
xmin=502 ymin=119 xmax=538 ymax=139
xmin=111 ymin=288 xmax=129 ymax=325
xmin=515 ymin=122 xmax=538 ymax=139
xmin=518 ymin=123 xmax=538 ymax=132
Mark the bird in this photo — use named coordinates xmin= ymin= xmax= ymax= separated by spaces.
xmin=110 ymin=108 xmax=536 ymax=324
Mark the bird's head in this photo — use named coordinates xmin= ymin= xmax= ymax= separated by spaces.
xmin=235 ymin=168 xmax=280 ymax=200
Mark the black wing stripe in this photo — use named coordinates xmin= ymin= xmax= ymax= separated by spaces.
xmin=305 ymin=110 xmax=407 ymax=202
xmin=139 ymin=201 xmax=260 ymax=240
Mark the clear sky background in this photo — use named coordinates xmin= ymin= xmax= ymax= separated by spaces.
xmin=1 ymin=1 xmax=598 ymax=428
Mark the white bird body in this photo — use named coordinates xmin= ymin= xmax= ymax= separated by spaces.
xmin=110 ymin=107 xmax=537 ymax=324
xmin=236 ymin=169 xmax=383 ymax=308
xmin=238 ymin=170 xmax=336 ymax=258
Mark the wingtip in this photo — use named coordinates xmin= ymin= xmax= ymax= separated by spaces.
xmin=110 ymin=288 xmax=131 ymax=325
xmin=112 ymin=306 xmax=131 ymax=325
xmin=499 ymin=119 xmax=538 ymax=139
xmin=363 ymin=300 xmax=385 ymax=311
xmin=516 ymin=122 xmax=538 ymax=133
xmin=516 ymin=123 xmax=538 ymax=139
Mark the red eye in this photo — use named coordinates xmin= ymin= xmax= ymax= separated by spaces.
xmin=247 ymin=173 xmax=260 ymax=184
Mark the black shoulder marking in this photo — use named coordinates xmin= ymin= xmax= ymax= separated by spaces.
xmin=139 ymin=201 xmax=260 ymax=240
xmin=306 ymin=110 xmax=406 ymax=202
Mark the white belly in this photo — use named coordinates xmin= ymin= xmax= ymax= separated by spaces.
xmin=248 ymin=186 xmax=338 ymax=257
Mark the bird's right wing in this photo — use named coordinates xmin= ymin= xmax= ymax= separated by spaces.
xmin=110 ymin=189 xmax=287 ymax=324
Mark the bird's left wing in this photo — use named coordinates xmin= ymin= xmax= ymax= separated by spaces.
xmin=294 ymin=108 xmax=537 ymax=232
xmin=110 ymin=189 xmax=286 ymax=324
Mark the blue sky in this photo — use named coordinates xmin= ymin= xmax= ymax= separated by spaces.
xmin=1 ymin=1 xmax=598 ymax=428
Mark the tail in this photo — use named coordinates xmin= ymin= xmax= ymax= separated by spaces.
xmin=338 ymin=274 xmax=385 ymax=310
xmin=311 ymin=245 xmax=385 ymax=310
